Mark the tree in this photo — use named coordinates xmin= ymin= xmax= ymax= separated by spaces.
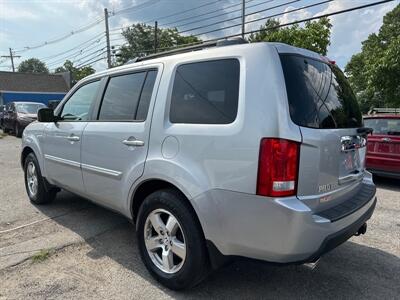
xmin=55 ymin=60 xmax=95 ymax=85
xmin=248 ymin=17 xmax=332 ymax=55
xmin=345 ymin=4 xmax=400 ymax=111
xmin=116 ymin=23 xmax=201 ymax=64
xmin=18 ymin=58 xmax=49 ymax=73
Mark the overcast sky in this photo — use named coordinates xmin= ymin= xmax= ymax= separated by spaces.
xmin=0 ymin=0 xmax=397 ymax=72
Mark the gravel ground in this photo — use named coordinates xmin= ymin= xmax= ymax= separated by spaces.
xmin=0 ymin=134 xmax=399 ymax=299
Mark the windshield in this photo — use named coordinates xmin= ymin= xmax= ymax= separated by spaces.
xmin=280 ymin=54 xmax=362 ymax=129
xmin=364 ymin=118 xmax=400 ymax=135
xmin=16 ymin=103 xmax=46 ymax=114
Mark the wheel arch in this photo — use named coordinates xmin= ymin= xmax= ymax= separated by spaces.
xmin=130 ymin=178 xmax=194 ymax=223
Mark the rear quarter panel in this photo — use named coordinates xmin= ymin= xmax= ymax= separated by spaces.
xmin=141 ymin=43 xmax=301 ymax=201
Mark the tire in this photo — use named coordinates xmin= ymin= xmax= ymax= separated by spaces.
xmin=15 ymin=122 xmax=22 ymax=137
xmin=137 ymin=189 xmax=209 ymax=290
xmin=24 ymin=153 xmax=57 ymax=204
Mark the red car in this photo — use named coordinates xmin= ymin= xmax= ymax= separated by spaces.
xmin=364 ymin=114 xmax=400 ymax=179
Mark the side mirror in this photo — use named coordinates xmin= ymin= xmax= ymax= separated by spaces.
xmin=38 ymin=108 xmax=57 ymax=122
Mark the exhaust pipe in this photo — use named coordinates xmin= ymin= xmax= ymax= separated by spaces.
xmin=303 ymin=258 xmax=320 ymax=270
xmin=354 ymin=223 xmax=367 ymax=236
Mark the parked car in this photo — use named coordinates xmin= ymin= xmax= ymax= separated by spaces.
xmin=21 ymin=40 xmax=377 ymax=290
xmin=2 ymin=102 xmax=46 ymax=137
xmin=0 ymin=105 xmax=5 ymax=130
xmin=364 ymin=112 xmax=400 ymax=178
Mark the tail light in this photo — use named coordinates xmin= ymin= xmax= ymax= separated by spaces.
xmin=257 ymin=138 xmax=300 ymax=197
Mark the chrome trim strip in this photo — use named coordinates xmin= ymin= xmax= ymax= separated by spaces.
xmin=44 ymin=155 xmax=122 ymax=179
xmin=44 ymin=154 xmax=80 ymax=168
xmin=81 ymin=163 xmax=122 ymax=179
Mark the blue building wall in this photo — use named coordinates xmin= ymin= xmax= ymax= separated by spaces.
xmin=1 ymin=92 xmax=66 ymax=105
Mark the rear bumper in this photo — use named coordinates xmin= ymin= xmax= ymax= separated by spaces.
xmin=193 ymin=178 xmax=377 ymax=264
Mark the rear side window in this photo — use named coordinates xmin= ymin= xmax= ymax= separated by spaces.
xmin=280 ymin=55 xmax=362 ymax=129
xmin=170 ymin=59 xmax=240 ymax=124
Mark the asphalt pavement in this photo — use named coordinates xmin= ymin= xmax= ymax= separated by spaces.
xmin=0 ymin=134 xmax=399 ymax=299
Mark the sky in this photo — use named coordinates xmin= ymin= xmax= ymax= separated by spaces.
xmin=0 ymin=0 xmax=398 ymax=72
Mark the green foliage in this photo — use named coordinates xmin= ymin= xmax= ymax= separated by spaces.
xmin=17 ymin=58 xmax=49 ymax=74
xmin=116 ymin=23 xmax=201 ymax=64
xmin=31 ymin=249 xmax=52 ymax=263
xmin=55 ymin=60 xmax=95 ymax=85
xmin=345 ymin=4 xmax=400 ymax=112
xmin=248 ymin=17 xmax=332 ymax=55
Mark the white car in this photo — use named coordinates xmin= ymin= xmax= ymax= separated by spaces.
xmin=21 ymin=39 xmax=376 ymax=290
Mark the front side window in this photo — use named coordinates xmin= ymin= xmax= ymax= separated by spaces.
xmin=60 ymin=80 xmax=100 ymax=121
xmin=170 ymin=59 xmax=240 ymax=124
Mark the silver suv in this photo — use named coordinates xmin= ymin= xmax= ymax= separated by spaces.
xmin=21 ymin=40 xmax=377 ymax=290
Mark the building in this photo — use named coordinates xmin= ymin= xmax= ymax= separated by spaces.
xmin=0 ymin=71 xmax=70 ymax=106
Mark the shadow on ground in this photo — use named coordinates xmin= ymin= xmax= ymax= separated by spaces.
xmin=373 ymin=175 xmax=400 ymax=192
xmin=35 ymin=185 xmax=400 ymax=299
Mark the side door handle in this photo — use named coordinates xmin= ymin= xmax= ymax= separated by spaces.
xmin=66 ymin=135 xmax=80 ymax=142
xmin=122 ymin=137 xmax=145 ymax=147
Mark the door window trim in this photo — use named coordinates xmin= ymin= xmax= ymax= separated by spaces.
xmin=93 ymin=68 xmax=158 ymax=123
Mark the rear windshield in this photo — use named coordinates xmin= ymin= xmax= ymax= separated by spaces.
xmin=280 ymin=54 xmax=362 ymax=129
xmin=364 ymin=118 xmax=400 ymax=135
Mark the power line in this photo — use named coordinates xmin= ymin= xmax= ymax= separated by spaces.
xmin=47 ymin=46 xmax=106 ymax=68
xmin=44 ymin=37 xmax=106 ymax=66
xmin=77 ymin=56 xmax=107 ymax=69
xmin=111 ymin=0 xmax=161 ymax=16
xmin=75 ymin=51 xmax=107 ymax=68
xmin=178 ymin=0 xmax=300 ymax=35
xmin=187 ymin=0 xmax=330 ymax=38
xmin=205 ymin=0 xmax=396 ymax=40
xmin=14 ymin=18 xmax=105 ymax=53
xmin=112 ymin=0 xmax=394 ymax=61
xmin=160 ymin=0 xmax=257 ymax=27
xmin=144 ymin=0 xmax=223 ymax=23
xmin=108 ymin=0 xmax=274 ymax=34
xmin=38 ymin=32 xmax=105 ymax=61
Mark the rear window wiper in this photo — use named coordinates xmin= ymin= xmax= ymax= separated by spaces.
xmin=357 ymin=127 xmax=373 ymax=136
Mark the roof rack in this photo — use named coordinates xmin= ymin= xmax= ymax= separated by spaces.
xmin=368 ymin=108 xmax=400 ymax=115
xmin=125 ymin=37 xmax=248 ymax=64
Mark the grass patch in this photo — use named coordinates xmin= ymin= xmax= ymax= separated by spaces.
xmin=31 ymin=249 xmax=52 ymax=263
xmin=0 ymin=131 xmax=7 ymax=139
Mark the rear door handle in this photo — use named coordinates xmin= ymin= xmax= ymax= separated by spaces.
xmin=66 ymin=135 xmax=80 ymax=142
xmin=122 ymin=138 xmax=144 ymax=147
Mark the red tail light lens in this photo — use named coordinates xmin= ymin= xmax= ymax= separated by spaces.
xmin=257 ymin=138 xmax=300 ymax=197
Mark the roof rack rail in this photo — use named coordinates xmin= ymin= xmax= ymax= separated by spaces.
xmin=125 ymin=37 xmax=248 ymax=64
xmin=368 ymin=108 xmax=400 ymax=114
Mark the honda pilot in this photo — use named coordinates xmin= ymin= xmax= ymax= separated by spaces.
xmin=21 ymin=40 xmax=377 ymax=290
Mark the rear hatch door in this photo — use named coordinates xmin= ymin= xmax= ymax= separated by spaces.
xmin=279 ymin=52 xmax=368 ymax=213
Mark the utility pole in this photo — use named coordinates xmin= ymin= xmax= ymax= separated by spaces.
xmin=104 ymin=8 xmax=112 ymax=68
xmin=241 ymin=0 xmax=245 ymax=39
xmin=154 ymin=21 xmax=158 ymax=53
xmin=1 ymin=48 xmax=21 ymax=72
